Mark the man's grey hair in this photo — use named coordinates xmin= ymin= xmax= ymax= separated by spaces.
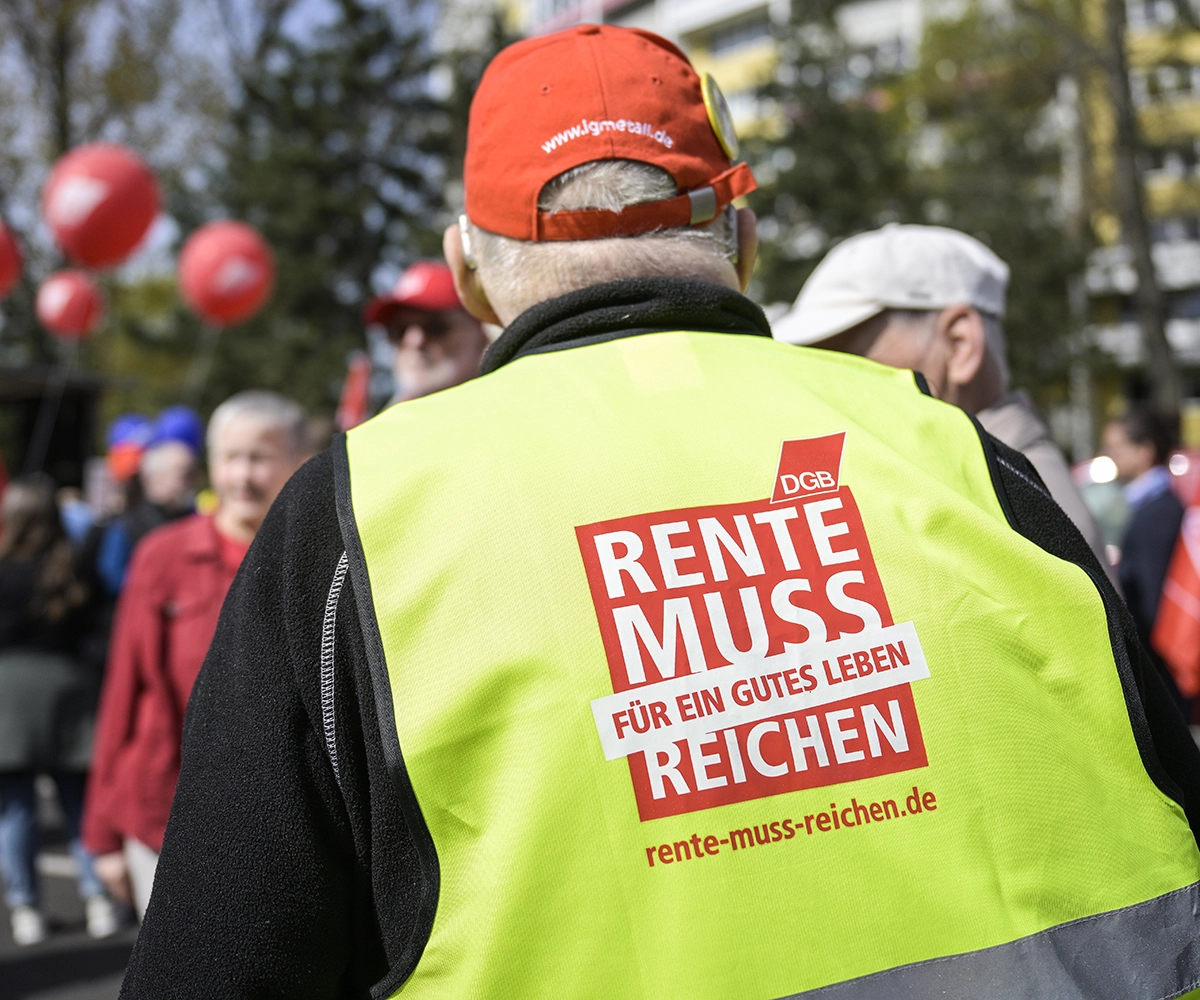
xmin=882 ymin=308 xmax=1009 ymax=388
xmin=207 ymin=390 xmax=307 ymax=456
xmin=469 ymin=159 xmax=738 ymax=320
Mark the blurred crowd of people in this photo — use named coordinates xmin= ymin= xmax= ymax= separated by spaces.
xmin=0 ymin=392 xmax=310 ymax=942
xmin=0 ymin=256 xmax=489 ymax=947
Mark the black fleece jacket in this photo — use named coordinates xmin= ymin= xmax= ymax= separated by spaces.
xmin=120 ymin=278 xmax=1200 ymax=1000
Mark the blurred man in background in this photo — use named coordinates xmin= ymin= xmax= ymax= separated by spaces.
xmin=96 ymin=407 xmax=204 ymax=595
xmin=364 ymin=260 xmax=489 ymax=404
xmin=773 ymin=224 xmax=1113 ymax=582
xmin=1103 ymin=407 xmax=1188 ymax=715
xmin=83 ymin=391 xmax=307 ymax=917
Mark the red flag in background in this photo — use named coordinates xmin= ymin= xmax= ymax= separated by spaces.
xmin=336 ymin=352 xmax=371 ymax=432
xmin=1152 ymin=503 xmax=1200 ymax=699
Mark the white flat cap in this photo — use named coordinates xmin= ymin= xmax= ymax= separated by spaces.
xmin=771 ymin=224 xmax=1010 ymax=347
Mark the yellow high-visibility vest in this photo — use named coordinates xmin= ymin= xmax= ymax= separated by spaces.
xmin=341 ymin=330 xmax=1200 ymax=998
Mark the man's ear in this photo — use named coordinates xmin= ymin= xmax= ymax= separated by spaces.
xmin=938 ymin=306 xmax=986 ymax=392
xmin=734 ymin=207 xmax=757 ymax=293
xmin=444 ymin=222 xmax=503 ymax=327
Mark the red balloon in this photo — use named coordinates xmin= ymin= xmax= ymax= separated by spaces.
xmin=42 ymin=143 xmax=159 ymax=268
xmin=36 ymin=271 xmax=104 ymax=339
xmin=177 ymin=221 xmax=274 ymax=325
xmin=0 ymin=221 xmax=21 ymax=300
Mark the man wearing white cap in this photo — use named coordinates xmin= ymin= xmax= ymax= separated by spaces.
xmin=773 ymin=224 xmax=1110 ymax=575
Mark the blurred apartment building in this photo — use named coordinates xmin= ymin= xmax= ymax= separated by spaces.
xmin=500 ymin=0 xmax=787 ymax=127
xmin=498 ymin=0 xmax=931 ymax=127
xmin=1086 ymin=0 xmax=1200 ymax=418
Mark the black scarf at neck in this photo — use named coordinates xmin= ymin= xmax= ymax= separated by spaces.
xmin=480 ymin=276 xmax=771 ymax=375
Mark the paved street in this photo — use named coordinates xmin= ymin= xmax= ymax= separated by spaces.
xmin=0 ymin=854 xmax=136 ymax=1000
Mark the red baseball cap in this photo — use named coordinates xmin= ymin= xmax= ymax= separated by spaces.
xmin=464 ymin=24 xmax=756 ymax=242
xmin=363 ymin=261 xmax=463 ymax=326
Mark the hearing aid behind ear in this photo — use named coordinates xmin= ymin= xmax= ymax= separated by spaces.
xmin=459 ymin=215 xmax=477 ymax=270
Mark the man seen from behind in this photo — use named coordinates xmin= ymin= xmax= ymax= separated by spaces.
xmin=123 ymin=26 xmax=1200 ymax=1000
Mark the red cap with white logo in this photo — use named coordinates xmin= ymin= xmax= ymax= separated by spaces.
xmin=464 ymin=24 xmax=756 ymax=242
xmin=363 ymin=261 xmax=463 ymax=326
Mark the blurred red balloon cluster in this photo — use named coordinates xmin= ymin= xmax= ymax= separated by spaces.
xmin=17 ymin=141 xmax=274 ymax=340
xmin=26 ymin=142 xmax=157 ymax=339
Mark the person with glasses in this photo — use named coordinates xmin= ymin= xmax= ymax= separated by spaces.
xmin=363 ymin=261 xmax=489 ymax=405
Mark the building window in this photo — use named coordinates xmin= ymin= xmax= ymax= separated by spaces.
xmin=1134 ymin=61 xmax=1200 ymax=105
xmin=1146 ymin=140 xmax=1200 ymax=178
xmin=704 ymin=11 xmax=772 ymax=56
xmin=1127 ymin=0 xmax=1178 ymax=28
xmin=1150 ymin=214 xmax=1200 ymax=243
xmin=533 ymin=0 xmax=582 ymax=24
xmin=1170 ymin=289 xmax=1200 ymax=318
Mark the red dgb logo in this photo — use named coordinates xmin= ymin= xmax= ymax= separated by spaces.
xmin=771 ymin=431 xmax=845 ymax=503
xmin=576 ymin=432 xmax=930 ymax=821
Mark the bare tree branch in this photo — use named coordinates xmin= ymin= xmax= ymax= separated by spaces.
xmin=210 ymin=0 xmax=298 ymax=71
xmin=1011 ymin=0 xmax=1109 ymax=67
xmin=3 ymin=0 xmax=54 ymax=91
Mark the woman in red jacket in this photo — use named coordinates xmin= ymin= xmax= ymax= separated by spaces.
xmin=83 ymin=391 xmax=307 ymax=916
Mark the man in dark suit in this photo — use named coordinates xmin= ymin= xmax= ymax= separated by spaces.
xmin=1103 ymin=406 xmax=1189 ymax=716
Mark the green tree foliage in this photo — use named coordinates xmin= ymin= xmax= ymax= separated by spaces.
xmin=438 ymin=4 xmax=516 ymax=186
xmin=0 ymin=0 xmax=506 ymax=477
xmin=84 ymin=276 xmax=198 ymax=419
xmin=907 ymin=7 xmax=1088 ymax=392
xmin=196 ymin=0 xmax=455 ymax=415
xmin=746 ymin=0 xmax=915 ymax=306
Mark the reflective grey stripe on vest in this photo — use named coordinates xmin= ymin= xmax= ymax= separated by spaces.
xmin=779 ymin=881 xmax=1200 ymax=1000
